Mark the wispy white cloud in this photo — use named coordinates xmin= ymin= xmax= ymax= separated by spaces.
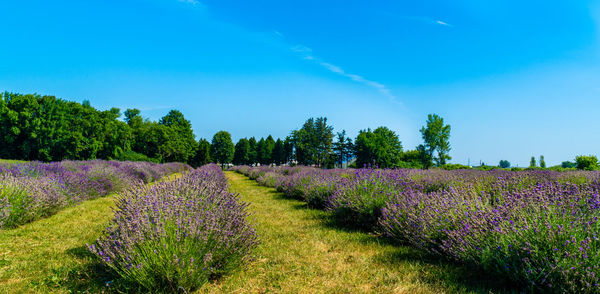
xmin=435 ymin=20 xmax=453 ymax=27
xmin=292 ymin=45 xmax=398 ymax=102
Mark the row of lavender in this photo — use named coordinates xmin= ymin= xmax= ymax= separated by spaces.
xmin=0 ymin=160 xmax=191 ymax=228
xmin=90 ymin=164 xmax=259 ymax=291
xmin=232 ymin=165 xmax=600 ymax=293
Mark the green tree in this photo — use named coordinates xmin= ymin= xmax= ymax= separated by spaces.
xmin=283 ymin=136 xmax=294 ymax=164
xmin=420 ymin=114 xmax=451 ymax=167
xmin=210 ymin=131 xmax=235 ymax=168
xmin=264 ymin=135 xmax=276 ymax=165
xmin=575 ymin=155 xmax=598 ymax=171
xmin=539 ymin=155 xmax=546 ymax=168
xmin=499 ymin=160 xmax=511 ymax=168
xmin=247 ymin=137 xmax=257 ymax=165
xmin=561 ymin=161 xmax=576 ymax=169
xmin=271 ymin=138 xmax=285 ymax=165
xmin=157 ymin=110 xmax=197 ymax=163
xmin=333 ymin=130 xmax=354 ymax=168
xmin=190 ymin=138 xmax=211 ymax=167
xmin=354 ymin=127 xmax=403 ymax=168
xmin=530 ymin=156 xmax=537 ymax=168
xmin=233 ymin=138 xmax=250 ymax=165
xmin=399 ymin=149 xmax=423 ymax=169
xmin=256 ymin=138 xmax=267 ymax=165
xmin=292 ymin=117 xmax=333 ymax=167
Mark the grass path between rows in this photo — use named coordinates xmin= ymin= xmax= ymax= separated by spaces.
xmin=200 ymin=172 xmax=508 ymax=294
xmin=0 ymin=173 xmax=183 ymax=293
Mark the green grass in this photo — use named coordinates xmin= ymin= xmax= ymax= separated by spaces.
xmin=0 ymin=159 xmax=27 ymax=165
xmin=0 ymin=173 xmax=183 ymax=293
xmin=0 ymin=171 xmax=514 ymax=293
xmin=198 ymin=172 xmax=514 ymax=293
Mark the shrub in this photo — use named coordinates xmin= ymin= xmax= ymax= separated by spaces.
xmin=0 ymin=160 xmax=191 ymax=228
xmin=576 ymin=155 xmax=599 ymax=171
xmin=89 ymin=165 xmax=258 ymax=292
xmin=115 ymin=150 xmax=159 ymax=163
xmin=328 ymin=169 xmax=411 ymax=229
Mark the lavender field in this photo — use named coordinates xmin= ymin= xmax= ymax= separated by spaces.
xmin=0 ymin=160 xmax=190 ymax=228
xmin=232 ymin=165 xmax=600 ymax=293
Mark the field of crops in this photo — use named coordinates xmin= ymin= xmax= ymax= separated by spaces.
xmin=231 ymin=165 xmax=600 ymax=293
xmin=0 ymin=160 xmax=191 ymax=228
xmin=0 ymin=162 xmax=259 ymax=292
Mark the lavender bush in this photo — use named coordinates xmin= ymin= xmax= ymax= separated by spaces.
xmin=90 ymin=164 xmax=258 ymax=291
xmin=232 ymin=165 xmax=600 ymax=292
xmin=0 ymin=160 xmax=190 ymax=228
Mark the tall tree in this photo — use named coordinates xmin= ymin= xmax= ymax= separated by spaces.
xmin=283 ymin=136 xmax=294 ymax=165
xmin=333 ymin=130 xmax=353 ymax=168
xmin=256 ymin=138 xmax=267 ymax=165
xmin=247 ymin=137 xmax=257 ymax=166
xmin=539 ymin=155 xmax=546 ymax=168
xmin=210 ymin=131 xmax=235 ymax=168
xmin=420 ymin=114 xmax=451 ymax=167
xmin=157 ymin=110 xmax=197 ymax=163
xmin=272 ymin=138 xmax=285 ymax=165
xmin=233 ymin=138 xmax=250 ymax=166
xmin=354 ymin=127 xmax=403 ymax=168
xmin=499 ymin=160 xmax=511 ymax=168
xmin=264 ymin=135 xmax=276 ymax=165
xmin=530 ymin=156 xmax=537 ymax=168
xmin=291 ymin=117 xmax=333 ymax=167
xmin=190 ymin=138 xmax=211 ymax=167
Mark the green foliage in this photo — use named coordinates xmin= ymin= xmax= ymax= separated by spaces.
xmin=190 ymin=139 xmax=211 ymax=167
xmin=332 ymin=130 xmax=354 ymax=168
xmin=561 ymin=161 xmax=576 ymax=169
xmin=440 ymin=164 xmax=472 ymax=170
xmin=0 ymin=92 xmax=199 ymax=164
xmin=529 ymin=156 xmax=536 ymax=168
xmin=233 ymin=138 xmax=250 ymax=165
xmin=116 ymin=150 xmax=159 ymax=163
xmin=499 ymin=160 xmax=511 ymax=168
xmin=291 ymin=117 xmax=334 ymax=167
xmin=420 ymin=114 xmax=451 ymax=167
xmin=575 ymin=155 xmax=598 ymax=171
xmin=0 ymin=93 xmax=132 ymax=161
xmin=257 ymin=135 xmax=276 ymax=165
xmin=210 ymin=131 xmax=235 ymax=167
xmin=156 ymin=110 xmax=197 ymax=163
xmin=539 ymin=155 xmax=546 ymax=168
xmin=354 ymin=127 xmax=403 ymax=168
xmin=283 ymin=136 xmax=294 ymax=164
xmin=247 ymin=137 xmax=258 ymax=165
xmin=399 ymin=149 xmax=424 ymax=169
xmin=271 ymin=138 xmax=286 ymax=165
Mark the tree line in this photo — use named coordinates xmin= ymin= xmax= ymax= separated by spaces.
xmin=0 ymin=92 xmax=454 ymax=169
xmin=207 ymin=115 xmax=452 ymax=169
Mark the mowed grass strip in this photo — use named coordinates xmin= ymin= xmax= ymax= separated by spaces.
xmin=200 ymin=172 xmax=510 ymax=294
xmin=0 ymin=172 xmax=183 ymax=293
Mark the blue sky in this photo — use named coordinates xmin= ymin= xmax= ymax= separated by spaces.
xmin=1 ymin=0 xmax=599 ymax=166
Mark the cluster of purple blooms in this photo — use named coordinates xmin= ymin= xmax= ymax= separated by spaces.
xmin=232 ymin=165 xmax=600 ymax=292
xmin=90 ymin=164 xmax=259 ymax=291
xmin=0 ymin=160 xmax=190 ymax=228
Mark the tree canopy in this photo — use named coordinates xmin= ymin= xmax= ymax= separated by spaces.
xmin=354 ymin=127 xmax=403 ymax=168
xmin=420 ymin=114 xmax=451 ymax=167
xmin=210 ymin=131 xmax=235 ymax=168
xmin=291 ymin=117 xmax=334 ymax=167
